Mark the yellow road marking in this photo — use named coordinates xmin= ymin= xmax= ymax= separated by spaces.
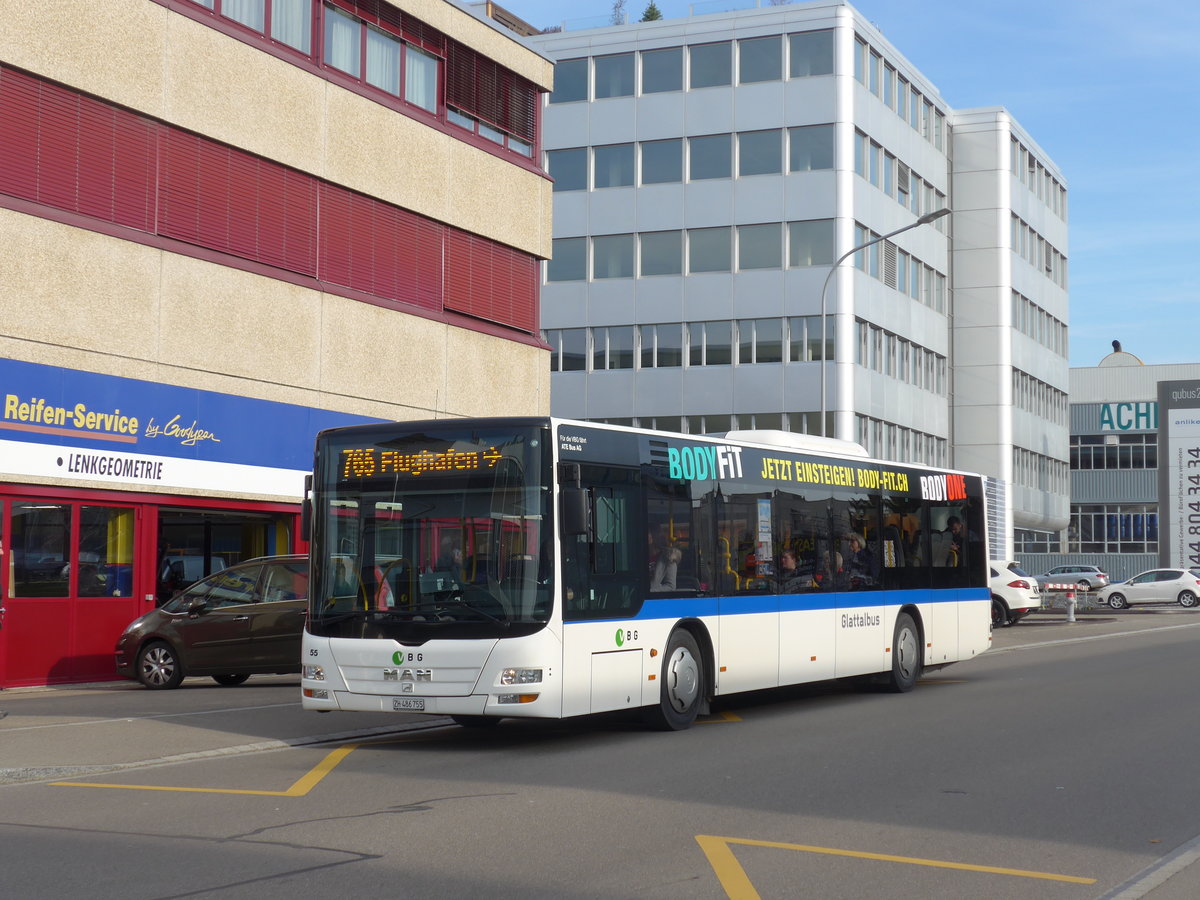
xmin=50 ymin=742 xmax=360 ymax=797
xmin=695 ymin=834 xmax=1096 ymax=898
xmin=699 ymin=711 xmax=742 ymax=724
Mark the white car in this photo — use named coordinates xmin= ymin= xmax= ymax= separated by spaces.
xmin=989 ymin=560 xmax=1041 ymax=627
xmin=1094 ymin=569 xmax=1200 ymax=610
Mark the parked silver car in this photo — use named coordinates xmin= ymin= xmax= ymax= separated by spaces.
xmin=1034 ymin=564 xmax=1109 ymax=591
xmin=1094 ymin=568 xmax=1200 ymax=610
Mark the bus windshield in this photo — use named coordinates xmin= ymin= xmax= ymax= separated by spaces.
xmin=308 ymin=423 xmax=551 ymax=642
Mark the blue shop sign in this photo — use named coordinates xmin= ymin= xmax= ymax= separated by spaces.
xmin=0 ymin=357 xmax=381 ymax=472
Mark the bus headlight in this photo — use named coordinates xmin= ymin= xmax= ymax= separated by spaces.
xmin=303 ymin=665 xmax=325 ymax=681
xmin=500 ymin=667 xmax=542 ymax=685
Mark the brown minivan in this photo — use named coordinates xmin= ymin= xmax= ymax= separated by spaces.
xmin=115 ymin=555 xmax=308 ymax=689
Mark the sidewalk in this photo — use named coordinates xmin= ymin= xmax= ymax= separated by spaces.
xmin=0 ymin=676 xmax=445 ymax=785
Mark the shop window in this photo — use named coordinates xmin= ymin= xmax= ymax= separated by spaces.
xmin=78 ymin=507 xmax=135 ymax=597
xmin=10 ymin=503 xmax=71 ymax=598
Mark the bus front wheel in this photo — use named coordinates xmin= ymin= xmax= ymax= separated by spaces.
xmin=886 ymin=612 xmax=922 ymax=693
xmin=645 ymin=629 xmax=704 ymax=731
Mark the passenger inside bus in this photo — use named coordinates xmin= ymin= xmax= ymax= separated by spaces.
xmin=650 ymin=544 xmax=683 ymax=591
xmin=777 ymin=548 xmax=812 ymax=593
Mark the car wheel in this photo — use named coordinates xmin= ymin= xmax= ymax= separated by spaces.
xmin=1107 ymin=593 xmax=1128 ymax=610
xmin=644 ymin=629 xmax=704 ymax=730
xmin=990 ymin=597 xmax=1010 ymax=628
xmin=212 ymin=673 xmax=251 ymax=686
xmin=137 ymin=641 xmax=184 ymax=690
xmin=1178 ymin=591 xmax=1198 ymax=608
xmin=885 ymin=612 xmax=922 ymax=693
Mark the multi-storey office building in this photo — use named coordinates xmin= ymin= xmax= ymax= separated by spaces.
xmin=1018 ymin=347 xmax=1200 ymax=583
xmin=0 ymin=0 xmax=552 ymax=687
xmin=528 ymin=0 xmax=1069 ymax=559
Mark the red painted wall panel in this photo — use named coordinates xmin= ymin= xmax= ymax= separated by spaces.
xmin=1 ymin=64 xmax=539 ymax=338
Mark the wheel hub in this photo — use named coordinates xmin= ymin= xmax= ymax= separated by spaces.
xmin=667 ymin=648 xmax=699 ymax=711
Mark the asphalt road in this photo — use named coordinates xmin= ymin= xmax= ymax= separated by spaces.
xmin=2 ymin=609 xmax=1200 ymax=899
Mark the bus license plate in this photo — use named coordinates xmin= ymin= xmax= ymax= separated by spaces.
xmin=393 ymin=697 xmax=425 ymax=711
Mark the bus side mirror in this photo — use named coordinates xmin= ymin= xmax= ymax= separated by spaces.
xmin=300 ymin=474 xmax=312 ymax=541
xmin=561 ymin=487 xmax=589 ymax=537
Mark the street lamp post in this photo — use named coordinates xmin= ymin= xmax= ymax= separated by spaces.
xmin=818 ymin=207 xmax=951 ymax=437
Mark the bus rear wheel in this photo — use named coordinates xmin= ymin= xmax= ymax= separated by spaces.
xmin=645 ymin=629 xmax=704 ymax=731
xmin=885 ymin=612 xmax=922 ymax=693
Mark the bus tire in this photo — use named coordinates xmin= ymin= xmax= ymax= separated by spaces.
xmin=645 ymin=629 xmax=704 ymax=731
xmin=885 ymin=612 xmax=922 ymax=693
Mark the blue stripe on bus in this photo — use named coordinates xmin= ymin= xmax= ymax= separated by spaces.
xmin=563 ymin=587 xmax=989 ymax=623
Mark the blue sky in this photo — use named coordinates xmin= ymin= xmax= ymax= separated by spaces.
xmin=497 ymin=0 xmax=1200 ymax=367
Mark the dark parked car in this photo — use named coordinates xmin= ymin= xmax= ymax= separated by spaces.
xmin=115 ymin=555 xmax=308 ymax=689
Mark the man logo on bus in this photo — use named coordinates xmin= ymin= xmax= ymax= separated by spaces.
xmin=919 ymin=473 xmax=967 ymax=501
xmin=667 ymin=444 xmax=744 ymax=482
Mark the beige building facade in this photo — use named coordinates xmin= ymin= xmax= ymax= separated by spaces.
xmin=0 ymin=0 xmax=552 ymax=687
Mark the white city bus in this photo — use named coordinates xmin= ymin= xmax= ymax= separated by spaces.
xmin=301 ymin=418 xmax=990 ymax=729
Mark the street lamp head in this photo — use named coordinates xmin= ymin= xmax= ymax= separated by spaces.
xmin=916 ymin=207 xmax=951 ymax=226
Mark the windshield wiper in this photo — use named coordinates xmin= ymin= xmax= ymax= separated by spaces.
xmin=451 ymin=600 xmax=510 ymax=628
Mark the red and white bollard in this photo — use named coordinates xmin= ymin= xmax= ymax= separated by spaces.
xmin=1065 ymin=588 xmax=1076 ymax=623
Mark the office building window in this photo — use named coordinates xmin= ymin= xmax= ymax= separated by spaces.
xmin=788 ymin=316 xmax=829 ymax=361
xmin=690 ymin=41 xmax=731 ymax=88
xmin=593 ymin=143 xmax=635 ymax=188
xmin=737 ymin=318 xmax=783 ymax=364
xmin=324 ymin=5 xmax=360 ymax=76
xmin=1071 ymin=434 xmax=1158 ymax=470
xmin=547 ymin=237 xmax=587 ymax=281
xmin=641 ymin=138 xmax=683 ymax=184
xmin=738 ymin=129 xmax=783 ymax=176
xmin=789 ymin=30 xmax=834 ymax=77
xmin=690 ymin=134 xmax=731 ymax=180
xmin=688 ymin=227 xmax=732 ymax=273
xmin=592 ymin=234 xmax=634 ymax=279
xmin=550 ymin=58 xmax=587 ymax=102
xmin=593 ymin=325 xmax=635 ymax=370
xmin=689 ymin=321 xmax=732 ymax=366
xmin=594 ymin=53 xmax=634 ymax=99
xmin=547 ymin=148 xmax=587 ymax=192
xmin=1071 ymin=504 xmax=1158 ymax=554
xmin=640 ymin=324 xmax=684 ymax=368
xmin=739 ymin=36 xmax=782 ymax=83
xmin=547 ymin=328 xmax=587 ymax=371
xmin=789 ymin=124 xmax=834 ymax=171
xmin=642 ymin=46 xmax=682 ymax=93
xmin=738 ymin=224 xmax=782 ymax=270
xmin=404 ymin=45 xmax=438 ymax=112
xmin=788 ymin=219 xmax=835 ymax=266
xmin=854 ymin=130 xmax=867 ymax=178
xmin=639 ymin=231 xmax=683 ymax=276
